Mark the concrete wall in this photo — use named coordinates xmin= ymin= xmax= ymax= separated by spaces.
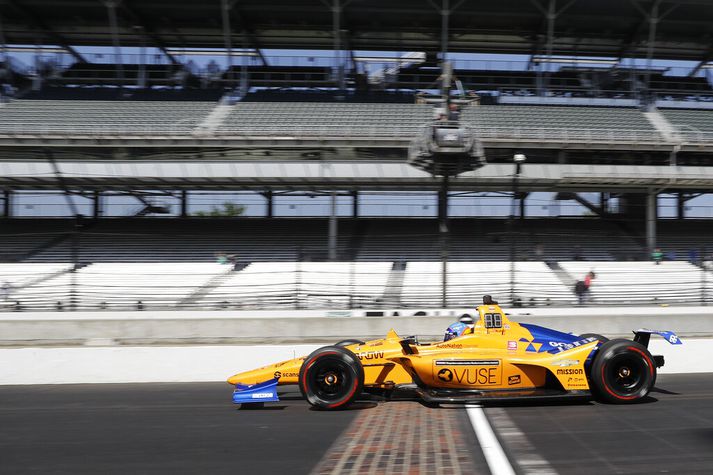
xmin=0 ymin=339 xmax=705 ymax=385
xmin=2 ymin=306 xmax=713 ymax=346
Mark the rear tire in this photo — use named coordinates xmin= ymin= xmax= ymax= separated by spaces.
xmin=299 ymin=346 xmax=364 ymax=410
xmin=590 ymin=339 xmax=656 ymax=404
xmin=579 ymin=333 xmax=609 ymax=343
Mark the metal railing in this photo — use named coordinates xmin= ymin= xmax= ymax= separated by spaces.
xmin=1 ymin=261 xmax=711 ymax=312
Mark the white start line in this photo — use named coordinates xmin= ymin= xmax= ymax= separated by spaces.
xmin=466 ymin=404 xmax=559 ymax=475
xmin=466 ymin=405 xmax=517 ymax=475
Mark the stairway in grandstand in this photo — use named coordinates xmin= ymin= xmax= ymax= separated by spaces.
xmin=176 ymin=265 xmax=239 ymax=308
xmin=381 ymin=260 xmax=407 ymax=306
xmin=193 ymin=99 xmax=235 ymax=135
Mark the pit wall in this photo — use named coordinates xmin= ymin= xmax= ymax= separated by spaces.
xmin=0 ymin=339 xmax=707 ymax=385
xmin=1 ymin=306 xmax=712 ymax=346
xmin=1 ymin=305 xmax=711 ymax=384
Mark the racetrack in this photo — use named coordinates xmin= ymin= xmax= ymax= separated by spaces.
xmin=1 ymin=374 xmax=712 ymax=474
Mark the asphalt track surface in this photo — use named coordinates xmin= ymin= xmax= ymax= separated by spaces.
xmin=1 ymin=374 xmax=712 ymax=474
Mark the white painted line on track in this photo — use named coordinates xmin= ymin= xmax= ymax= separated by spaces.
xmin=487 ymin=407 xmax=558 ymax=475
xmin=466 ymin=404 xmax=516 ymax=475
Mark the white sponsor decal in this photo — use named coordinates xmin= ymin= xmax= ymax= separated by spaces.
xmin=552 ymin=359 xmax=580 ymax=367
xmin=251 ymin=392 xmax=274 ymax=399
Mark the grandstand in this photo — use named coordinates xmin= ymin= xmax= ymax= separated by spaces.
xmin=2 ymin=0 xmax=713 ymax=311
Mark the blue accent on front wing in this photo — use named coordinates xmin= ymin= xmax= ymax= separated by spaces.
xmin=232 ymin=378 xmax=280 ymax=404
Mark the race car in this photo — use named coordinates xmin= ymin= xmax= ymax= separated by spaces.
xmin=227 ymin=296 xmax=681 ymax=409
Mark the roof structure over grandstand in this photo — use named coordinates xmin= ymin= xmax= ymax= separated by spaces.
xmin=3 ymin=161 xmax=713 ymax=192
xmin=1 ymin=0 xmax=713 ymax=61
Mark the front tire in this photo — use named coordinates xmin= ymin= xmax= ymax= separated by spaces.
xmin=299 ymin=346 xmax=364 ymax=410
xmin=590 ymin=339 xmax=656 ymax=404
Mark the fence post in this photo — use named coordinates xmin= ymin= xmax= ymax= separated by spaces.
xmin=702 ymin=247 xmax=708 ymax=306
xmin=295 ymin=255 xmax=302 ymax=310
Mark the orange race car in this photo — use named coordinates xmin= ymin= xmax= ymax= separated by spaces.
xmin=227 ymin=296 xmax=681 ymax=410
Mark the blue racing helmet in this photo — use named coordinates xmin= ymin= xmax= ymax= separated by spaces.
xmin=444 ymin=321 xmax=468 ymax=341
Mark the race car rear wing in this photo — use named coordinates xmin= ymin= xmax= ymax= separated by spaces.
xmin=633 ymin=329 xmax=682 ymax=348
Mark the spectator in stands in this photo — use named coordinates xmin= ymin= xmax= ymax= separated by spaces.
xmin=534 ymin=242 xmax=544 ymax=260
xmin=572 ymin=245 xmax=583 ymax=261
xmin=584 ymin=271 xmax=596 ymax=293
xmin=652 ymin=247 xmax=664 ymax=265
xmin=574 ymin=271 xmax=596 ymax=305
xmin=216 ymin=252 xmax=229 ymax=265
xmin=447 ymin=103 xmax=460 ymax=121
xmin=574 ymin=280 xmax=586 ymax=305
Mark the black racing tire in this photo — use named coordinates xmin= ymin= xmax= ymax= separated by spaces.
xmin=299 ymin=346 xmax=364 ymax=410
xmin=335 ymin=339 xmax=366 ymax=347
xmin=590 ymin=339 xmax=656 ymax=404
xmin=579 ymin=333 xmax=610 ymax=343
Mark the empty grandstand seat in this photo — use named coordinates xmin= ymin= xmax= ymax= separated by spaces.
xmin=216 ymin=102 xmax=433 ymax=137
xmin=197 ymin=261 xmax=392 ymax=309
xmin=0 ymin=98 xmax=217 ymax=135
xmin=401 ymin=261 xmax=575 ymax=307
xmin=12 ymin=263 xmax=228 ymax=310
xmin=661 ymin=109 xmax=713 ymax=141
xmin=559 ymin=261 xmax=704 ymax=304
xmin=462 ymin=105 xmax=656 ymax=139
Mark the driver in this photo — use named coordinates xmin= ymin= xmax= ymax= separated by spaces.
xmin=443 ymin=314 xmax=475 ymax=341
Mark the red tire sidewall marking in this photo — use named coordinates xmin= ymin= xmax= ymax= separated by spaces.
xmin=600 ymin=346 xmax=653 ymax=401
xmin=301 ymin=351 xmax=357 ymax=408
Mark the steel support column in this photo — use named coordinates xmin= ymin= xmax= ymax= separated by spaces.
xmin=0 ymin=12 xmax=9 ymax=82
xmin=331 ymin=0 xmax=346 ymax=94
xmin=105 ymin=1 xmax=125 ymax=88
xmin=509 ymin=161 xmax=523 ymax=306
xmin=440 ymin=0 xmax=450 ymax=100
xmin=328 ymin=192 xmax=338 ymax=261
xmin=180 ymin=190 xmax=188 ymax=218
xmin=92 ymin=191 xmax=102 ymax=219
xmin=677 ymin=192 xmax=685 ymax=220
xmin=2 ymin=190 xmax=10 ymax=218
xmin=439 ymin=175 xmax=449 ymax=308
xmin=265 ymin=191 xmax=273 ymax=218
xmin=352 ymin=191 xmax=359 ymax=218
xmin=543 ymin=0 xmax=556 ymax=95
xmin=646 ymin=190 xmax=657 ymax=254
xmin=221 ymin=0 xmax=235 ymax=87
xmin=644 ymin=1 xmax=659 ymax=103
xmin=440 ymin=0 xmax=449 ymax=63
